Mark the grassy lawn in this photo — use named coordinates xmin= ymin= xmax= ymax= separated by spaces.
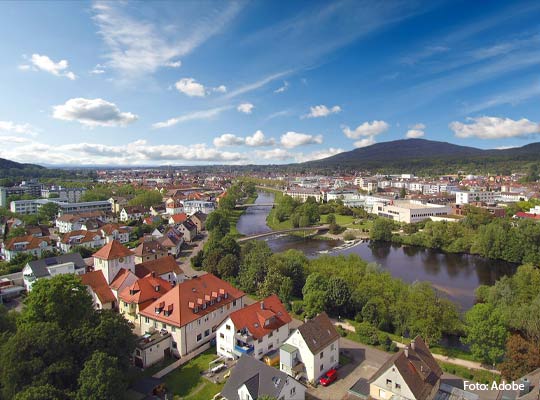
xmin=164 ymin=349 xmax=223 ymax=399
xmin=127 ymin=355 xmax=177 ymax=385
xmin=439 ymin=361 xmax=500 ymax=384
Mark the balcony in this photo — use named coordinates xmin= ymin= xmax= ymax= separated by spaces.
xmin=233 ymin=343 xmax=254 ymax=356
xmin=235 ymin=331 xmax=254 ymax=343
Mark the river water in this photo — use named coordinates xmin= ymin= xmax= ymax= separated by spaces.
xmin=236 ymin=191 xmax=517 ymax=310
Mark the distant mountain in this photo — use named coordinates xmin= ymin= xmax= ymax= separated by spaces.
xmin=0 ymin=158 xmax=44 ymax=170
xmin=302 ymin=139 xmax=540 ymax=174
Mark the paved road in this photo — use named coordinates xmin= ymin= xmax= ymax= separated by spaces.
xmin=176 ymin=232 xmax=209 ymax=277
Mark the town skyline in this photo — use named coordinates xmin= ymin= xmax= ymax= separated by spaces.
xmin=1 ymin=0 xmax=540 ymax=166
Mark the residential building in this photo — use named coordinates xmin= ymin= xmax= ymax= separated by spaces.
xmin=81 ymin=270 xmax=116 ymax=310
xmin=183 ymin=200 xmax=216 ymax=215
xmin=165 ymin=198 xmax=184 ymax=215
xmin=99 ymin=224 xmax=130 ymax=244
xmin=11 ymin=199 xmax=111 ymax=216
xmin=455 ymin=191 xmax=496 ymax=205
xmin=120 ymin=206 xmax=147 ymax=222
xmin=108 ymin=196 xmax=130 ymax=213
xmin=133 ymin=237 xmax=168 ymax=264
xmin=373 ymin=200 xmax=452 ymax=224
xmin=2 ymin=235 xmax=53 ymax=262
xmin=134 ymin=331 xmax=173 ymax=368
xmin=283 ymin=188 xmax=323 ymax=203
xmin=177 ymin=220 xmax=197 ymax=242
xmin=135 ymin=256 xmax=185 ymax=285
xmin=190 ymin=211 xmax=207 ymax=233
xmin=217 ymin=295 xmax=292 ymax=361
xmin=221 ymin=355 xmax=306 ymax=400
xmin=138 ymin=274 xmax=245 ymax=357
xmin=155 ymin=227 xmax=184 ymax=258
xmin=0 ymin=181 xmax=42 ymax=207
xmin=41 ymin=186 xmax=86 ymax=202
xmin=109 ymin=268 xmax=138 ymax=300
xmin=280 ymin=312 xmax=340 ymax=384
xmin=92 ymin=240 xmax=136 ymax=284
xmin=22 ymin=253 xmax=86 ymax=291
xmin=168 ymin=213 xmax=188 ymax=225
xmin=119 ymin=273 xmax=172 ymax=332
xmin=369 ymin=336 xmax=443 ymax=400
xmin=59 ymin=230 xmax=106 ymax=253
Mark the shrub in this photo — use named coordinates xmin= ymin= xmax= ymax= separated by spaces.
xmin=343 ymin=231 xmax=356 ymax=241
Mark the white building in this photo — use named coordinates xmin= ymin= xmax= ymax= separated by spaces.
xmin=183 ymin=200 xmax=216 ymax=215
xmin=2 ymin=235 xmax=53 ymax=262
xmin=22 ymin=253 xmax=86 ymax=291
xmin=455 ymin=191 xmax=495 ymax=205
xmin=217 ymin=295 xmax=292 ymax=360
xmin=283 ymin=188 xmax=323 ymax=203
xmin=280 ymin=312 xmax=340 ymax=384
xmin=373 ymin=200 xmax=452 ymax=224
xmin=138 ymin=273 xmax=245 ymax=357
xmin=41 ymin=186 xmax=86 ymax=203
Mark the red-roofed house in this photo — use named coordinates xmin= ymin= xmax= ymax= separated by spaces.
xmin=216 ymin=295 xmax=292 ymax=360
xmin=92 ymin=240 xmax=135 ymax=284
xmin=168 ymin=213 xmax=188 ymax=225
xmin=59 ymin=230 xmax=106 ymax=253
xmin=139 ymin=273 xmax=245 ymax=357
xmin=81 ymin=270 xmax=116 ymax=310
xmin=119 ymin=273 xmax=172 ymax=331
xmin=135 ymin=255 xmax=184 ymax=285
xmin=514 ymin=211 xmax=540 ymax=220
xmin=109 ymin=268 xmax=138 ymax=300
xmin=2 ymin=235 xmax=53 ymax=262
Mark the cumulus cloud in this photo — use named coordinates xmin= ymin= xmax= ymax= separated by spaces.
xmin=152 ymin=106 xmax=231 ymax=129
xmin=274 ymin=81 xmax=289 ymax=93
xmin=280 ymin=131 xmax=323 ymax=148
xmin=175 ymin=78 xmax=206 ymax=97
xmin=255 ymin=148 xmax=293 ymax=161
xmin=0 ymin=139 xmax=246 ymax=166
xmin=0 ymin=120 xmax=37 ymax=136
xmin=245 ymin=130 xmax=275 ymax=147
xmin=450 ymin=116 xmax=540 ymax=139
xmin=237 ymin=103 xmax=254 ymax=114
xmin=52 ymin=98 xmax=138 ymax=127
xmin=295 ymin=147 xmax=344 ymax=162
xmin=165 ymin=60 xmax=182 ymax=68
xmin=213 ymin=133 xmax=245 ymax=147
xmin=342 ymin=120 xmax=389 ymax=139
xmin=406 ymin=123 xmax=426 ymax=138
xmin=354 ymin=137 xmax=377 ymax=148
xmin=303 ymin=105 xmax=341 ymax=118
xmin=90 ymin=64 xmax=106 ymax=74
xmin=19 ymin=53 xmax=76 ymax=80
xmin=214 ymin=85 xmax=227 ymax=93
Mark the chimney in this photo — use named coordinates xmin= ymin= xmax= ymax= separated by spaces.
xmin=410 ymin=339 xmax=416 ymax=351
xmin=260 ymin=301 xmax=264 ymax=310
xmin=404 ymin=346 xmax=409 ymax=358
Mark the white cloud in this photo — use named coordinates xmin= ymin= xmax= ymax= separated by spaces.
xmin=0 ymin=120 xmax=37 ymax=136
xmin=342 ymin=120 xmax=389 ymax=139
xmin=274 ymin=81 xmax=289 ymax=93
xmin=295 ymin=147 xmax=344 ymax=162
xmin=152 ymin=106 xmax=231 ymax=129
xmin=255 ymin=148 xmax=293 ymax=161
xmin=0 ymin=135 xmax=32 ymax=144
xmin=0 ymin=139 xmax=246 ymax=165
xmin=175 ymin=78 xmax=206 ymax=97
xmin=237 ymin=103 xmax=254 ymax=114
xmin=405 ymin=129 xmax=425 ymax=139
xmin=280 ymin=131 xmax=323 ymax=148
xmin=20 ymin=53 xmax=77 ymax=80
xmin=91 ymin=1 xmax=242 ymax=77
xmin=245 ymin=130 xmax=275 ymax=147
xmin=213 ymin=133 xmax=245 ymax=147
xmin=225 ymin=70 xmax=292 ymax=99
xmin=303 ymin=104 xmax=341 ymax=118
xmin=450 ymin=116 xmax=540 ymax=139
xmin=405 ymin=123 xmax=426 ymax=138
xmin=90 ymin=64 xmax=106 ymax=74
xmin=213 ymin=85 xmax=227 ymax=93
xmin=52 ymin=98 xmax=138 ymax=127
xmin=354 ymin=137 xmax=377 ymax=148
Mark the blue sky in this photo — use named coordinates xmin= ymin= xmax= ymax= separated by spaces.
xmin=0 ymin=0 xmax=539 ymax=166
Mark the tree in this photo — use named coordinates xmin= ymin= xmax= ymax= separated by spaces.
xmin=72 ymin=245 xmax=95 ymax=258
xmin=76 ymin=352 xmax=127 ymax=400
xmin=217 ymin=254 xmax=240 ymax=278
xmin=370 ymin=218 xmax=394 ymax=241
xmin=399 ymin=188 xmax=406 ymax=198
xmin=499 ymin=334 xmax=540 ymax=380
xmin=38 ymin=202 xmax=60 ymax=222
xmin=239 ymin=241 xmax=273 ymax=293
xmin=6 ymin=226 xmax=26 ymax=239
xmin=205 ymin=210 xmax=230 ymax=239
xmin=128 ymin=191 xmax=162 ymax=208
xmin=14 ymin=384 xmax=72 ymax=400
xmin=462 ymin=303 xmax=508 ymax=365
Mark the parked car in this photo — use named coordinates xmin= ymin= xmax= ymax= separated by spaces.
xmin=319 ymin=369 xmax=337 ymax=386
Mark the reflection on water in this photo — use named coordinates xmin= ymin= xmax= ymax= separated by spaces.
xmin=237 ymin=192 xmax=517 ymax=310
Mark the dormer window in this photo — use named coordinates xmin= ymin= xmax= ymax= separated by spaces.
xmin=194 ymin=306 xmax=199 ymax=313
xmin=217 ymin=296 xmax=221 ymax=302
xmin=224 ymin=293 xmax=229 ymax=299
xmin=155 ymin=285 xmax=160 ymax=292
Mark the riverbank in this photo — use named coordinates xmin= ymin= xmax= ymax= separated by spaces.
xmin=227 ymin=193 xmax=257 ymax=237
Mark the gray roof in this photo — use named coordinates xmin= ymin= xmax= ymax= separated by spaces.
xmin=26 ymin=253 xmax=86 ymax=278
xmin=221 ymin=355 xmax=289 ymax=400
xmin=297 ymin=312 xmax=340 ymax=354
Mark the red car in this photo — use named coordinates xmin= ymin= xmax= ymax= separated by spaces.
xmin=319 ymin=369 xmax=338 ymax=386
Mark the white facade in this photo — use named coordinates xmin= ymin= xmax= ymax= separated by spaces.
xmin=216 ymin=317 xmax=290 ymax=360
xmin=374 ymin=200 xmax=452 ymax=224
xmin=455 ymin=191 xmax=495 ymax=205
xmin=283 ymin=189 xmax=323 ymax=203
xmin=370 ymin=364 xmax=418 ymax=400
xmin=183 ymin=200 xmax=216 ymax=215
xmin=280 ymin=330 xmax=339 ymax=384
xmin=22 ymin=261 xmax=85 ymax=291
xmin=94 ymin=253 xmax=135 ymax=285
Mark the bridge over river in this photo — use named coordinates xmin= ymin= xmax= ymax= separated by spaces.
xmin=236 ymin=225 xmax=329 ymax=242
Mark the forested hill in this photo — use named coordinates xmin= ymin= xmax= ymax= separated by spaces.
xmin=0 ymin=157 xmax=44 ymax=170
xmin=301 ymin=139 xmax=540 ymax=174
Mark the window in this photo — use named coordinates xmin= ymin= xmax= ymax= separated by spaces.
xmin=226 ymin=324 xmax=231 ymax=330
xmin=320 ymin=364 xmax=324 ymax=371
xmin=331 ymin=355 xmax=334 ymax=363
xmin=395 ymin=383 xmax=401 ymax=390
xmin=204 ymin=329 xmax=210 ymax=337
xmin=196 ymin=334 xmax=202 ymax=342
xmin=291 ymin=387 xmax=296 ymax=396
xmin=172 ymin=327 xmax=176 ymax=332
xmin=154 ymin=322 xmax=158 ymax=328
xmin=145 ymin=317 xmax=149 ymax=324
xmin=386 ymin=379 xmax=392 ymax=386
xmin=268 ymin=344 xmax=273 ymax=350
xmin=269 ymin=331 xmax=273 ymax=338
xmin=320 ymin=351 xmax=324 ymax=359
xmin=220 ymin=333 xmax=224 ymax=339
xmin=162 ymin=323 xmax=166 ymax=329
xmin=172 ymin=342 xmax=177 ymax=349
xmin=331 ymin=343 xmax=335 ymax=351
xmin=233 ymin=300 xmax=237 ymax=307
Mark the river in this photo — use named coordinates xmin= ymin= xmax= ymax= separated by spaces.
xmin=236 ymin=191 xmax=517 ymax=310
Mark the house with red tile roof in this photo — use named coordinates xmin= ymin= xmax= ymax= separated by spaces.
xmin=168 ymin=212 xmax=188 ymax=225
xmin=133 ymin=236 xmax=168 ymax=264
xmin=81 ymin=270 xmax=116 ymax=310
xmin=119 ymin=273 xmax=172 ymax=331
xmin=92 ymin=240 xmax=135 ymax=284
xmin=135 ymin=256 xmax=184 ymax=285
xmin=139 ymin=273 xmax=245 ymax=357
xmin=59 ymin=230 xmax=106 ymax=253
xmin=109 ymin=267 xmax=138 ymax=300
xmin=217 ymin=295 xmax=292 ymax=361
xmin=99 ymin=223 xmax=130 ymax=244
xmin=2 ymin=235 xmax=53 ymax=262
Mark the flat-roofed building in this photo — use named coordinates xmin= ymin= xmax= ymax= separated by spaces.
xmin=374 ymin=200 xmax=452 ymax=224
